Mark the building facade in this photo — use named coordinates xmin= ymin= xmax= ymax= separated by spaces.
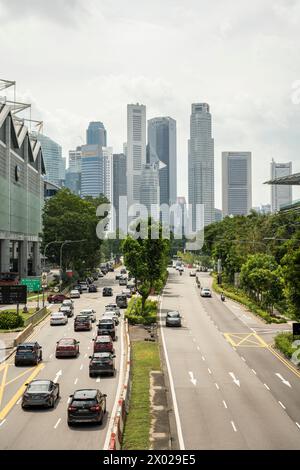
xmin=0 ymin=102 xmax=45 ymax=277
xmin=80 ymin=144 xmax=104 ymax=198
xmin=222 ymin=151 xmax=252 ymax=216
xmin=36 ymin=133 xmax=63 ymax=187
xmin=86 ymin=121 xmax=107 ymax=147
xmin=188 ymin=103 xmax=215 ymax=229
xmin=270 ymin=160 xmax=292 ymax=212
xmin=148 ymin=117 xmax=177 ymax=206
xmin=113 ymin=153 xmax=127 ymax=232
xmin=126 ymin=104 xmax=146 ymax=209
xmin=139 ymin=163 xmax=160 ymax=220
xmin=68 ymin=146 xmax=82 ymax=173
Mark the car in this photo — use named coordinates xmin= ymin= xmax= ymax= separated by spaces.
xmin=74 ymin=315 xmax=92 ymax=331
xmin=108 ymin=266 xmax=114 ymax=272
xmin=70 ymin=289 xmax=81 ymax=299
xmin=122 ymin=288 xmax=132 ymax=299
xmin=105 ymin=303 xmax=120 ymax=317
xmin=97 ymin=319 xmax=116 ymax=341
xmin=189 ymin=270 xmax=196 ymax=277
xmin=119 ymin=277 xmax=127 ymax=286
xmin=166 ymin=311 xmax=182 ymax=327
xmin=178 ymin=266 xmax=184 ymax=272
xmin=79 ymin=283 xmax=89 ymax=292
xmin=15 ymin=342 xmax=42 ymax=366
xmin=50 ymin=311 xmax=68 ymax=326
xmin=201 ymin=287 xmax=212 ymax=298
xmin=56 ymin=338 xmax=80 ymax=358
xmin=98 ymin=271 xmax=104 ymax=278
xmin=101 ymin=268 xmax=108 ymax=275
xmin=116 ymin=294 xmax=127 ymax=308
xmin=73 ymin=284 xmax=83 ymax=293
xmin=47 ymin=293 xmax=68 ymax=304
xmin=102 ymin=287 xmax=113 ymax=297
xmin=115 ymin=273 xmax=121 ymax=280
xmin=120 ymin=268 xmax=127 ymax=275
xmin=88 ymin=284 xmax=98 ymax=293
xmin=59 ymin=305 xmax=73 ymax=317
xmin=93 ymin=335 xmax=114 ymax=353
xmin=68 ymin=389 xmax=107 ymax=425
xmin=89 ymin=352 xmax=116 ymax=377
xmin=22 ymin=379 xmax=59 ymax=409
xmin=102 ymin=312 xmax=119 ymax=326
xmin=79 ymin=308 xmax=96 ymax=323
xmin=62 ymin=299 xmax=74 ymax=311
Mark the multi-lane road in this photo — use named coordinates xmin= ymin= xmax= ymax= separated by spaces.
xmin=161 ymin=269 xmax=300 ymax=450
xmin=0 ymin=271 xmax=125 ymax=450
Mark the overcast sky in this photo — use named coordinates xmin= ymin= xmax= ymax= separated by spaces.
xmin=1 ymin=0 xmax=300 ymax=207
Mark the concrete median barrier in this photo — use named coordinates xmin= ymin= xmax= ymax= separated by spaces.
xmin=13 ymin=323 xmax=34 ymax=347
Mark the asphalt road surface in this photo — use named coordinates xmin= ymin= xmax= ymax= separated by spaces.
xmin=0 ymin=270 xmax=126 ymax=450
xmin=161 ymin=269 xmax=300 ymax=450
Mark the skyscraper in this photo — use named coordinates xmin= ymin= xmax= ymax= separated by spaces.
xmin=188 ymin=103 xmax=215 ymax=229
xmin=80 ymin=144 xmax=104 ymax=197
xmin=139 ymin=163 xmax=160 ymax=220
xmin=68 ymin=146 xmax=82 ymax=172
xmin=36 ymin=133 xmax=64 ymax=187
xmin=113 ymin=153 xmax=127 ymax=231
xmin=148 ymin=117 xmax=177 ymax=206
xmin=270 ymin=160 xmax=292 ymax=212
xmin=127 ymin=104 xmax=146 ymax=208
xmin=86 ymin=121 xmax=107 ymax=146
xmin=222 ymin=151 xmax=252 ymax=216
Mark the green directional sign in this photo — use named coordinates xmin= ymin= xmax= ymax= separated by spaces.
xmin=21 ymin=277 xmax=41 ymax=293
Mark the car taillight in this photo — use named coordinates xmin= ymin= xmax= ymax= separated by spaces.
xmin=90 ymin=405 xmax=100 ymax=411
xmin=68 ymin=406 xmax=76 ymax=411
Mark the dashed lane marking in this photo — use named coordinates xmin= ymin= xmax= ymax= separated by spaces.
xmin=231 ymin=421 xmax=237 ymax=432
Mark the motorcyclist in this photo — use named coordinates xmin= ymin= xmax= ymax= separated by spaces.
xmin=221 ymin=292 xmax=225 ymax=301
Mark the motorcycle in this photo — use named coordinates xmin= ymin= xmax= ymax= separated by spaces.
xmin=179 ymin=271 xmax=183 ymax=276
xmin=221 ymin=293 xmax=225 ymax=302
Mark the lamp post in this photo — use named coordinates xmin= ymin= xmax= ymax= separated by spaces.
xmin=59 ymin=239 xmax=87 ymax=292
xmin=42 ymin=240 xmax=64 ymax=307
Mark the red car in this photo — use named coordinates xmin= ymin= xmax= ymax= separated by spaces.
xmin=56 ymin=338 xmax=80 ymax=358
xmin=93 ymin=335 xmax=114 ymax=353
xmin=47 ymin=293 xmax=68 ymax=304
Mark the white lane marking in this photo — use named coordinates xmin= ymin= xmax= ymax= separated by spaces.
xmin=241 ymin=356 xmax=246 ymax=362
xmin=54 ymin=370 xmax=62 ymax=383
xmin=192 ymin=338 xmax=196 ymax=343
xmin=231 ymin=421 xmax=237 ymax=432
xmin=207 ymin=368 xmax=212 ymax=375
xmin=202 ymin=356 xmax=205 ymax=361
xmin=49 ymin=354 xmax=53 ymax=360
xmin=278 ymin=401 xmax=286 ymax=410
xmin=80 ymin=364 xmax=83 ymax=370
xmin=74 ymin=378 xmax=78 ymax=385
xmin=84 ymin=353 xmax=87 ymax=358
xmin=87 ymin=347 xmax=90 ymax=350
xmin=223 ymin=400 xmax=228 ymax=409
xmin=264 ymin=383 xmax=270 ymax=391
xmin=67 ymin=397 xmax=71 ymax=404
xmin=229 ymin=372 xmax=240 ymax=387
xmin=155 ymin=291 xmax=185 ymax=450
xmin=250 ymin=327 xmax=256 ymax=333
xmin=215 ymin=383 xmax=220 ymax=390
xmin=96 ymin=378 xmax=100 ymax=383
xmin=275 ymin=373 xmax=291 ymax=388
xmin=189 ymin=371 xmax=197 ymax=386
xmin=197 ymin=346 xmax=200 ymax=351
xmin=251 ymin=369 xmax=257 ymax=375
xmin=296 ymin=422 xmax=300 ymax=430
xmin=54 ymin=418 xmax=61 ymax=429
xmin=0 ymin=419 xmax=7 ymax=427
xmin=17 ymin=398 xmax=22 ymax=405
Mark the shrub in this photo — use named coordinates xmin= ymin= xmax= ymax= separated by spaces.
xmin=0 ymin=311 xmax=24 ymax=330
xmin=125 ymin=296 xmax=157 ymax=325
xmin=274 ymin=332 xmax=298 ymax=359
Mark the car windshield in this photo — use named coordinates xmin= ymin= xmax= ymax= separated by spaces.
xmin=98 ymin=324 xmax=113 ymax=330
xmin=58 ymin=339 xmax=74 ymax=345
xmin=168 ymin=312 xmax=179 ymax=317
xmin=28 ymin=383 xmax=49 ymax=392
xmin=72 ymin=399 xmax=96 ymax=407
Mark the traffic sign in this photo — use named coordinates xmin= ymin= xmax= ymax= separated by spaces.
xmin=41 ymin=272 xmax=48 ymax=288
xmin=21 ymin=277 xmax=41 ymax=293
xmin=293 ymin=323 xmax=300 ymax=337
xmin=0 ymin=285 xmax=27 ymax=304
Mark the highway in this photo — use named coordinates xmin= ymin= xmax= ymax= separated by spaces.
xmin=0 ymin=271 xmax=125 ymax=450
xmin=161 ymin=269 xmax=300 ymax=450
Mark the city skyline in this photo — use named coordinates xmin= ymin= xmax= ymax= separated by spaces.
xmin=2 ymin=0 xmax=300 ymax=207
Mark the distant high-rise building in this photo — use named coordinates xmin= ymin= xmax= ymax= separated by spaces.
xmin=222 ymin=151 xmax=252 ymax=216
xmin=270 ymin=160 xmax=292 ymax=212
xmin=65 ymin=171 xmax=81 ymax=196
xmin=188 ymin=103 xmax=215 ymax=229
xmin=36 ymin=133 xmax=64 ymax=187
xmin=86 ymin=121 xmax=107 ymax=146
xmin=127 ymin=104 xmax=146 ymax=208
xmin=148 ymin=117 xmax=177 ymax=207
xmin=175 ymin=196 xmax=187 ymax=238
xmin=68 ymin=146 xmax=82 ymax=172
xmin=139 ymin=163 xmax=160 ymax=220
xmin=80 ymin=144 xmax=104 ymax=198
xmin=113 ymin=153 xmax=127 ymax=231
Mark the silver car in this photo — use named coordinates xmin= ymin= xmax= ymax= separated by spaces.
xmin=165 ymin=311 xmax=182 ymax=327
xmin=79 ymin=308 xmax=96 ymax=323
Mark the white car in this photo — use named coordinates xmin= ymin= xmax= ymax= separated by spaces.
xmin=102 ymin=312 xmax=119 ymax=326
xmin=122 ymin=288 xmax=132 ymax=298
xmin=70 ymin=289 xmax=80 ymax=299
xmin=190 ymin=270 xmax=196 ymax=277
xmin=50 ymin=312 xmax=68 ymax=325
xmin=79 ymin=283 xmax=88 ymax=292
xmin=79 ymin=308 xmax=96 ymax=323
xmin=105 ymin=304 xmax=120 ymax=317
xmin=201 ymin=288 xmax=212 ymax=298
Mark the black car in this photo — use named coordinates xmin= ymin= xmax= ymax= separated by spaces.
xmin=22 ymin=380 xmax=59 ymax=409
xmin=101 ymin=268 xmax=108 ymax=275
xmin=102 ymin=287 xmax=113 ymax=297
xmin=116 ymin=294 xmax=127 ymax=308
xmin=115 ymin=273 xmax=121 ymax=280
xmin=15 ymin=342 xmax=42 ymax=366
xmin=88 ymin=284 xmax=98 ymax=293
xmin=97 ymin=319 xmax=116 ymax=341
xmin=89 ymin=352 xmax=116 ymax=377
xmin=68 ymin=389 xmax=107 ymax=425
xmin=74 ymin=315 xmax=92 ymax=331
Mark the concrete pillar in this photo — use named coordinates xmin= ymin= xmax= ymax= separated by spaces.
xmin=0 ymin=239 xmax=10 ymax=272
xmin=32 ymin=241 xmax=41 ymax=276
xmin=18 ymin=239 xmax=28 ymax=279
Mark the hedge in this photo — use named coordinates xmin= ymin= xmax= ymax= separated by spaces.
xmin=125 ymin=297 xmax=157 ymax=325
xmin=274 ymin=332 xmax=299 ymax=360
xmin=0 ymin=311 xmax=24 ymax=330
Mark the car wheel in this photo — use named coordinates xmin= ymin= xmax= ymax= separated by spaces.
xmin=99 ymin=412 xmax=103 ymax=425
xmin=50 ymin=397 xmax=55 ymax=408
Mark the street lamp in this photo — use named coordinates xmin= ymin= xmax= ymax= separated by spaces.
xmin=59 ymin=239 xmax=87 ymax=292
